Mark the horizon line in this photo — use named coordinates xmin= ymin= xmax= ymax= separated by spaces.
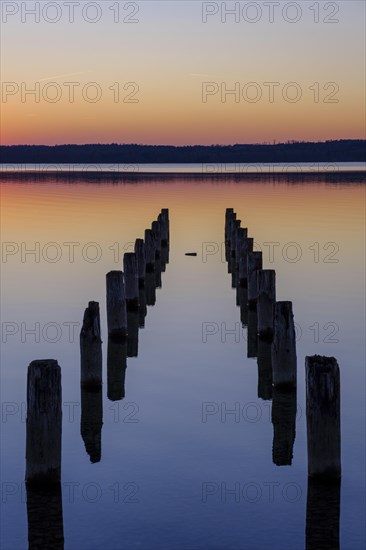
xmin=1 ymin=138 xmax=365 ymax=148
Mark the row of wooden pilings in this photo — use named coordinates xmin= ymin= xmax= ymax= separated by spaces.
xmin=80 ymin=208 xmax=169 ymax=388
xmin=25 ymin=209 xmax=170 ymax=486
xmin=225 ymin=208 xmax=341 ymax=480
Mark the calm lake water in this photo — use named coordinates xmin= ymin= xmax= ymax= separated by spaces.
xmin=1 ymin=173 xmax=365 ymax=549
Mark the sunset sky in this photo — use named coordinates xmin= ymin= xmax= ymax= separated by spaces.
xmin=1 ymin=0 xmax=365 ymax=145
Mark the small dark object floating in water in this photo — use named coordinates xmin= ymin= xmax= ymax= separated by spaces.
xmin=185 ymin=252 xmax=197 ymax=256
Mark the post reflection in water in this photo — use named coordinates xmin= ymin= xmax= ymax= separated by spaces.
xmin=231 ymin=267 xmax=237 ymax=289
xmin=160 ymin=244 xmax=169 ymax=272
xmin=26 ymin=483 xmax=64 ymax=550
xmin=127 ymin=310 xmax=140 ymax=358
xmin=80 ymin=386 xmax=103 ymax=463
xmin=155 ymin=257 xmax=162 ymax=289
xmin=237 ymin=286 xmax=248 ymax=327
xmin=107 ymin=339 xmax=127 ymax=401
xmin=139 ymin=286 xmax=147 ymax=328
xmin=306 ymin=477 xmax=341 ymax=550
xmin=271 ymin=387 xmax=297 ymax=466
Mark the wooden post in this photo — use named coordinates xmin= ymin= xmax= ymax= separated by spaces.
xmin=225 ymin=241 xmax=231 ymax=263
xmin=247 ymin=251 xmax=263 ymax=307
xmin=26 ymin=483 xmax=64 ymax=550
xmin=81 ymin=387 xmax=103 ymax=463
xmin=123 ymin=252 xmax=139 ymax=311
xmin=247 ymin=308 xmax=258 ymax=358
xmin=225 ymin=210 xmax=236 ymax=244
xmin=107 ymin=339 xmax=127 ymax=401
xmin=155 ymin=256 xmax=162 ymax=289
xmin=145 ymin=270 xmax=156 ymax=306
xmin=26 ymin=360 xmax=62 ymax=486
xmin=134 ymin=238 xmax=146 ymax=287
xmin=306 ymin=355 xmax=341 ymax=478
xmin=158 ymin=213 xmax=167 ymax=272
xmin=106 ymin=271 xmax=127 ymax=341
xmin=306 ymin=477 xmax=340 ymax=550
xmin=158 ymin=211 xmax=169 ymax=248
xmin=272 ymin=387 xmax=297 ymax=466
xmin=151 ymin=220 xmax=162 ymax=259
xmin=235 ymin=227 xmax=248 ymax=265
xmin=160 ymin=208 xmax=170 ymax=246
xmin=225 ymin=212 xmax=236 ymax=245
xmin=238 ymin=237 xmax=253 ymax=287
xmin=230 ymin=219 xmax=241 ymax=257
xmin=272 ymin=301 xmax=297 ymax=387
xmin=160 ymin=209 xmax=170 ymax=269
xmin=257 ymin=338 xmax=273 ymax=400
xmin=257 ymin=270 xmax=276 ymax=340
xmin=144 ymin=229 xmax=156 ymax=272
xmin=227 ymin=252 xmax=235 ymax=274
xmin=80 ymin=301 xmax=102 ymax=388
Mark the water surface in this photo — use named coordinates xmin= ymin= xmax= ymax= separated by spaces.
xmin=1 ymin=175 xmax=365 ymax=549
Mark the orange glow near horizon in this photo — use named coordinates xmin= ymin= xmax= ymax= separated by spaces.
xmin=1 ymin=1 xmax=365 ymax=145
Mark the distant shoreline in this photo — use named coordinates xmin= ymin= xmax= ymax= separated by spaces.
xmin=1 ymin=140 xmax=365 ymax=164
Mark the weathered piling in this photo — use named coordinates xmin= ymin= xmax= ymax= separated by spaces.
xmin=272 ymin=387 xmax=297 ymax=466
xmin=145 ymin=271 xmax=156 ymax=306
xmin=238 ymin=237 xmax=253 ymax=287
xmin=225 ymin=241 xmax=231 ymax=263
xmin=26 ymin=360 xmax=62 ymax=486
xmin=247 ymin=251 xmax=263 ymax=307
xmin=127 ymin=311 xmax=139 ymax=358
xmin=80 ymin=301 xmax=102 ymax=388
xmin=272 ymin=301 xmax=297 ymax=387
xmin=151 ymin=220 xmax=162 ymax=259
xmin=26 ymin=483 xmax=64 ymax=550
xmin=160 ymin=208 xmax=170 ymax=246
xmin=225 ymin=207 xmax=234 ymax=239
xmin=306 ymin=477 xmax=341 ymax=550
xmin=225 ymin=209 xmax=236 ymax=244
xmin=123 ymin=253 xmax=139 ymax=311
xmin=107 ymin=338 xmax=127 ymax=401
xmin=158 ymin=211 xmax=169 ymax=248
xmin=155 ymin=256 xmax=163 ymax=289
xmin=106 ymin=271 xmax=127 ymax=341
xmin=227 ymin=252 xmax=236 ymax=275
xmin=81 ymin=386 xmax=103 ymax=463
xmin=306 ymin=355 xmax=341 ymax=479
xmin=144 ymin=229 xmax=156 ymax=272
xmin=247 ymin=308 xmax=258 ymax=358
xmin=134 ymin=238 xmax=146 ymax=287
xmin=230 ymin=219 xmax=241 ymax=257
xmin=235 ymin=227 xmax=248 ymax=265
xmin=257 ymin=338 xmax=273 ymax=400
xmin=257 ymin=270 xmax=276 ymax=340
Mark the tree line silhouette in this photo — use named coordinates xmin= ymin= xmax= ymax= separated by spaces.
xmin=0 ymin=140 xmax=365 ymax=164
